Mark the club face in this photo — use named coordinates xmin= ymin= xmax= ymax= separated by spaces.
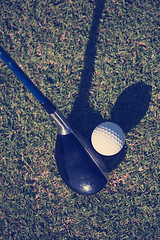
xmin=55 ymin=133 xmax=107 ymax=195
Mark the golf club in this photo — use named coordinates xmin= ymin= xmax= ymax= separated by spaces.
xmin=0 ymin=46 xmax=108 ymax=195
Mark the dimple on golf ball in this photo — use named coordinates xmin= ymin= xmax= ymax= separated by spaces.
xmin=91 ymin=122 xmax=125 ymax=156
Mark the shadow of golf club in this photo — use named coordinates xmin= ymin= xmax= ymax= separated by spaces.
xmin=67 ymin=1 xmax=152 ymax=172
xmin=68 ymin=0 xmax=106 ymax=138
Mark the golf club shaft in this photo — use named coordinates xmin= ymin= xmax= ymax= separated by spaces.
xmin=0 ymin=46 xmax=108 ymax=180
xmin=0 ymin=46 xmax=71 ymax=134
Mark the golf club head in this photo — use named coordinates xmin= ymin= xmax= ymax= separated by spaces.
xmin=55 ymin=132 xmax=107 ymax=195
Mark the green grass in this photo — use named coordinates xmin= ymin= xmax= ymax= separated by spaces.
xmin=0 ymin=0 xmax=159 ymax=239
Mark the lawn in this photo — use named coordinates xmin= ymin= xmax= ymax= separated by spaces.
xmin=0 ymin=0 xmax=159 ymax=239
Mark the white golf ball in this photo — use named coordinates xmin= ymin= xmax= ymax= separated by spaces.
xmin=91 ymin=122 xmax=125 ymax=156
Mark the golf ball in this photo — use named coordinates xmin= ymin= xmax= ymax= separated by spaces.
xmin=91 ymin=122 xmax=125 ymax=156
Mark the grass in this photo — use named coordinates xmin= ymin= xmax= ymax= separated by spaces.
xmin=0 ymin=0 xmax=159 ymax=239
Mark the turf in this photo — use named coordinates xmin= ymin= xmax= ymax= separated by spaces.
xmin=0 ymin=0 xmax=159 ymax=239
